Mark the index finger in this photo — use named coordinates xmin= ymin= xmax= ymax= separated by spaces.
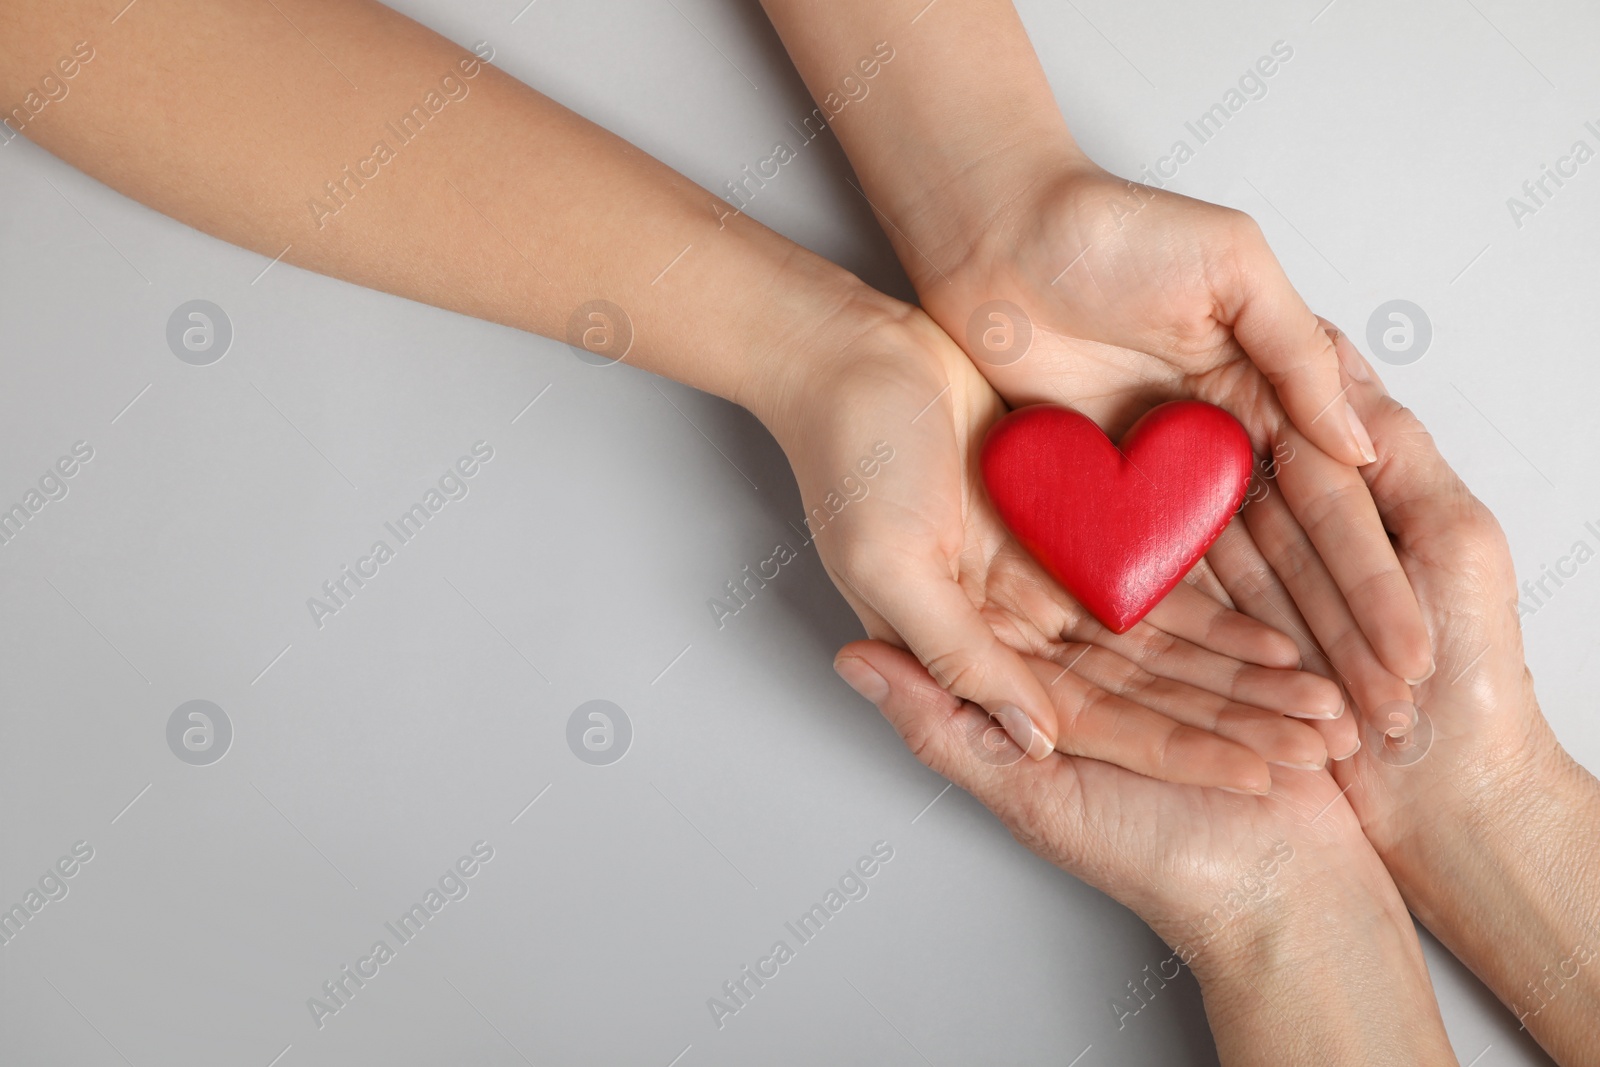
xmin=1271 ymin=424 xmax=1434 ymax=684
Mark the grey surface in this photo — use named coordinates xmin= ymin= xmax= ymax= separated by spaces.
xmin=1 ymin=0 xmax=1595 ymax=1064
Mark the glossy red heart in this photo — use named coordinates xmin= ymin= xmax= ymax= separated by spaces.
xmin=981 ymin=401 xmax=1254 ymax=634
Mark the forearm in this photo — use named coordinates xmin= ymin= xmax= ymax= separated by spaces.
xmin=1382 ymin=730 xmax=1600 ymax=1066
xmin=1182 ymin=852 xmax=1456 ymax=1066
xmin=1 ymin=0 xmax=885 ymax=423
xmin=756 ymin=0 xmax=1088 ymax=286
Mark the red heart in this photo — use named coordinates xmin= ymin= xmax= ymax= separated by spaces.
xmin=980 ymin=401 xmax=1254 ymax=634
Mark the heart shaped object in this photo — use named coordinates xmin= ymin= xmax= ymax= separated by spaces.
xmin=981 ymin=401 xmax=1254 ymax=634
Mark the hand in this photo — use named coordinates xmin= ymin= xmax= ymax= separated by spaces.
xmin=908 ymin=161 xmax=1433 ymax=689
xmin=1225 ymin=344 xmax=1600 ymax=1064
xmin=832 ymin=635 xmax=1455 ymax=1064
xmin=1227 ymin=338 xmax=1542 ymax=847
xmin=761 ymin=299 xmax=1344 ymax=789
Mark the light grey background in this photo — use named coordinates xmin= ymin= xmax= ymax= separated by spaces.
xmin=2 ymin=0 xmax=1595 ymax=1064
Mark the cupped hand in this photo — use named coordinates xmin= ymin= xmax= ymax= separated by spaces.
xmin=832 ymin=635 xmax=1373 ymax=968
xmin=761 ymin=301 xmax=1345 ymax=791
xmin=910 ymin=162 xmax=1434 ymax=687
xmin=1225 ymin=344 xmax=1553 ymax=853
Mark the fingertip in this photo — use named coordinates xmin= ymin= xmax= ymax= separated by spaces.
xmin=1404 ymin=657 xmax=1437 ymax=688
xmin=1295 ymin=675 xmax=1346 ymax=719
xmin=1171 ymin=726 xmax=1274 ymax=794
xmin=1217 ymin=774 xmax=1272 ymax=797
xmin=994 ymin=703 xmax=1056 ymax=761
xmin=1308 ymin=704 xmax=1359 ymax=765
xmin=1378 ymin=632 xmax=1435 ymax=689
xmin=1254 ymin=629 xmax=1303 ymax=670
xmin=834 ymin=653 xmax=889 ymax=706
xmin=1345 ymin=402 xmax=1378 ymax=465
xmin=1233 ymin=753 xmax=1274 ymax=796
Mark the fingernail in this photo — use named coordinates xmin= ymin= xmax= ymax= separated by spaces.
xmin=1287 ymin=703 xmax=1344 ymax=721
xmin=1333 ymin=735 xmax=1362 ymax=761
xmin=994 ymin=704 xmax=1054 ymax=761
xmin=1367 ymin=357 xmax=1389 ymax=396
xmin=834 ymin=656 xmax=888 ymax=705
xmin=1218 ymin=784 xmax=1271 ymax=796
xmin=1404 ymin=658 xmax=1436 ymax=687
xmin=1345 ymin=402 xmax=1377 ymax=464
xmin=1336 ymin=332 xmax=1370 ymax=382
xmin=1270 ymin=758 xmax=1328 ymax=770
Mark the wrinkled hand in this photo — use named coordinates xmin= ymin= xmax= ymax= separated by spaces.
xmin=910 ymin=163 xmax=1434 ymax=688
xmin=1228 ymin=339 xmax=1550 ymax=849
xmin=832 ymin=635 xmax=1376 ymax=977
xmin=764 ymin=302 xmax=1344 ymax=790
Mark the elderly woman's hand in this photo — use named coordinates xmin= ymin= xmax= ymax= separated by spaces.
xmin=833 ymin=630 xmax=1456 ymax=1065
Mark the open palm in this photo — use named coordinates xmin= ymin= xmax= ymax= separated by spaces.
xmin=909 ymin=165 xmax=1434 ymax=690
xmin=771 ymin=309 xmax=1348 ymax=789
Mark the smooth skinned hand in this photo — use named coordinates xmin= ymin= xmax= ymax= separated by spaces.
xmin=906 ymin=161 xmax=1435 ymax=690
xmin=763 ymin=301 xmax=1349 ymax=790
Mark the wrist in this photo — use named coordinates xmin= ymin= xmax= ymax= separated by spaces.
xmin=1371 ymin=701 xmax=1568 ymax=916
xmin=1182 ymin=846 xmax=1454 ymax=1064
xmin=894 ymin=136 xmax=1098 ymax=296
xmin=1174 ymin=838 xmax=1403 ymax=987
xmin=732 ymin=260 xmax=912 ymax=440
xmin=1375 ymin=720 xmax=1600 ymax=1060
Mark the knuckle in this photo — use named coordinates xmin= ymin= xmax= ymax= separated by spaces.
xmin=1299 ymin=481 xmax=1370 ymax=538
xmin=922 ymin=647 xmax=990 ymax=698
xmin=1459 ymin=500 xmax=1507 ymax=550
xmin=833 ymin=538 xmax=894 ymax=586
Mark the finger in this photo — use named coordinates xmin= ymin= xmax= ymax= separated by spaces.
xmin=1029 ymin=653 xmax=1274 ymax=791
xmin=1272 ymin=426 xmax=1434 ymax=684
xmin=1318 ymin=315 xmax=1384 ymax=396
xmin=1057 ymin=643 xmax=1329 ymax=769
xmin=1205 ymin=521 xmax=1360 ymax=761
xmin=1343 ymin=373 xmax=1478 ymax=534
xmin=1093 ymin=594 xmax=1344 ymax=718
xmin=1242 ymin=487 xmax=1414 ymax=740
xmin=1183 ymin=556 xmax=1237 ymax=610
xmin=833 ymin=640 xmax=1082 ymax=832
xmin=1147 ymin=576 xmax=1300 ymax=668
xmin=860 ymin=557 xmax=1059 ymax=759
xmin=1225 ymin=229 xmax=1376 ymax=467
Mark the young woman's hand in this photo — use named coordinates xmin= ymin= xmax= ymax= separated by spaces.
xmin=912 ymin=162 xmax=1433 ymax=691
xmin=758 ymin=299 xmax=1345 ymax=789
xmin=749 ymin=0 xmax=1431 ymax=689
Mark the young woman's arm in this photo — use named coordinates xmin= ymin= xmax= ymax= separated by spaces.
xmin=1 ymin=0 xmax=1351 ymax=788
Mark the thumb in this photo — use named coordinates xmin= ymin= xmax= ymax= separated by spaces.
xmin=833 ymin=640 xmax=1068 ymax=816
xmin=1226 ymin=228 xmax=1376 ymax=468
xmin=1343 ymin=357 xmax=1507 ymax=566
xmin=849 ymin=558 xmax=1059 ymax=760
